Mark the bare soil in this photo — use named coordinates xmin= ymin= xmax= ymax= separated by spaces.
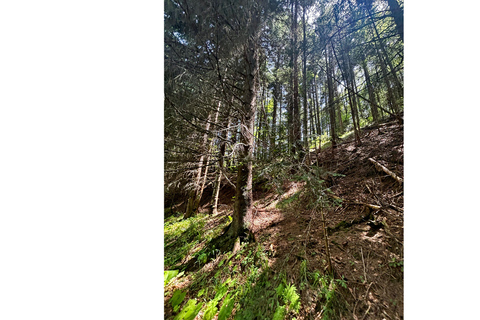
xmin=250 ymin=120 xmax=404 ymax=319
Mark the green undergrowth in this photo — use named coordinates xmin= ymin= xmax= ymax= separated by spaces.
xmin=164 ymin=202 xmax=348 ymax=319
xmin=166 ymin=241 xmax=306 ymax=320
xmin=164 ymin=212 xmax=231 ymax=269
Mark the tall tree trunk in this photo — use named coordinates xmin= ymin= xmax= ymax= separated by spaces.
xmin=228 ymin=37 xmax=259 ymax=240
xmin=212 ymin=111 xmax=231 ymax=215
xmin=349 ymin=62 xmax=362 ymax=144
xmin=361 ymin=58 xmax=379 ymax=123
xmin=185 ymin=112 xmax=213 ymax=218
xmin=228 ymin=118 xmax=240 ymax=168
xmin=386 ymin=0 xmax=403 ymax=42
xmin=333 ymin=75 xmax=343 ymax=136
xmin=332 ymin=38 xmax=361 ymax=145
xmin=261 ymin=85 xmax=269 ymax=160
xmin=255 ymin=90 xmax=264 ymax=160
xmin=326 ymin=44 xmax=337 ymax=148
xmin=313 ymin=72 xmax=322 ymax=146
xmin=270 ymin=54 xmax=280 ymax=159
xmin=368 ymin=7 xmax=403 ymax=105
xmin=292 ymin=0 xmax=301 ymax=155
xmin=302 ymin=0 xmax=309 ymax=161
xmin=195 ymin=102 xmax=221 ymax=211
xmin=308 ymin=86 xmax=316 ymax=152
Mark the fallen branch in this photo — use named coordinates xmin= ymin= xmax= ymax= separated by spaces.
xmin=368 ymin=158 xmax=403 ymax=184
xmin=351 ymin=202 xmax=381 ymax=210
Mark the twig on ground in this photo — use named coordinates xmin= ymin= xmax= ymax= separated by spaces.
xmin=361 ymin=304 xmax=371 ymax=320
xmin=361 ymin=247 xmax=367 ymax=283
xmin=364 ymin=282 xmax=373 ymax=302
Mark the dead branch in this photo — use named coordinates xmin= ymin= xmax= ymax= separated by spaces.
xmin=368 ymin=158 xmax=403 ymax=184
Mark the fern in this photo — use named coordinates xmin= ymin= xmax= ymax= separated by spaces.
xmin=218 ymin=293 xmax=235 ymax=320
xmin=283 ymin=284 xmax=300 ymax=313
xmin=202 ymin=300 xmax=218 ymax=320
xmin=272 ymin=305 xmax=286 ymax=320
xmin=174 ymin=299 xmax=203 ymax=320
xmin=170 ymin=290 xmax=187 ymax=312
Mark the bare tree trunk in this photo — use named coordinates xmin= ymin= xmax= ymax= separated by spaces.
xmin=212 ymin=111 xmax=231 ymax=215
xmin=185 ymin=112 xmax=213 ymax=218
xmin=292 ymin=0 xmax=301 ymax=156
xmin=313 ymin=72 xmax=322 ymax=147
xmin=270 ymin=54 xmax=280 ymax=159
xmin=333 ymin=76 xmax=343 ymax=136
xmin=332 ymin=38 xmax=361 ymax=145
xmin=195 ymin=102 xmax=221 ymax=211
xmin=361 ymin=58 xmax=379 ymax=123
xmin=326 ymin=44 xmax=337 ymax=148
xmin=302 ymin=0 xmax=309 ymax=162
xmin=308 ymin=82 xmax=316 ymax=152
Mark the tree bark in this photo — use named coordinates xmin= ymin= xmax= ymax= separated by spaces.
xmin=270 ymin=54 xmax=280 ymax=159
xmin=302 ymin=0 xmax=309 ymax=161
xmin=227 ymin=37 xmax=259 ymax=240
xmin=326 ymin=44 xmax=337 ymax=148
xmin=313 ymin=72 xmax=322 ymax=147
xmin=291 ymin=0 xmax=301 ymax=155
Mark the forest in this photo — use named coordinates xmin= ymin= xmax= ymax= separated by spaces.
xmin=164 ymin=0 xmax=403 ymax=319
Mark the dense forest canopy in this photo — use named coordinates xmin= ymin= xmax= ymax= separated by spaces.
xmin=164 ymin=0 xmax=403 ymax=238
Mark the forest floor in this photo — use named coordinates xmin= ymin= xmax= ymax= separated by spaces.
xmin=164 ymin=119 xmax=403 ymax=320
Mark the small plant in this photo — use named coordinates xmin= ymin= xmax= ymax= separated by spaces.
xmin=164 ymin=270 xmax=179 ymax=286
xmin=311 ymin=271 xmax=321 ymax=287
xmin=213 ymin=283 xmax=229 ymax=302
xmin=335 ymin=276 xmax=347 ymax=289
xmin=300 ymin=259 xmax=308 ymax=289
xmin=202 ymin=300 xmax=218 ymax=320
xmin=282 ymin=283 xmax=301 ymax=312
xmin=272 ymin=305 xmax=286 ymax=320
xmin=170 ymin=290 xmax=187 ymax=312
xmin=196 ymin=252 xmax=208 ymax=265
xmin=389 ymin=257 xmax=404 ymax=272
xmin=173 ymin=299 xmax=202 ymax=320
xmin=218 ymin=293 xmax=235 ymax=320
xmin=316 ymin=273 xmax=346 ymax=320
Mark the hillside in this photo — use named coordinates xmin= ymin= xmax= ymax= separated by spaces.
xmin=164 ymin=119 xmax=403 ymax=320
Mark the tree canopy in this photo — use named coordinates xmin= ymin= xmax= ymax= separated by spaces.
xmin=165 ymin=0 xmax=403 ymax=238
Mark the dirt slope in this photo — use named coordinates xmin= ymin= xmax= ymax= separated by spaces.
xmin=251 ymin=120 xmax=404 ymax=319
xmin=164 ymin=120 xmax=404 ymax=320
